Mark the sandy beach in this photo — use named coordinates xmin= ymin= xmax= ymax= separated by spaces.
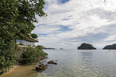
xmin=1 ymin=65 xmax=37 ymax=77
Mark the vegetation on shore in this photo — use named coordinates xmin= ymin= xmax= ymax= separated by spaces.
xmin=78 ymin=43 xmax=96 ymax=50
xmin=0 ymin=44 xmax=47 ymax=74
xmin=31 ymin=33 xmax=38 ymax=39
xmin=0 ymin=41 xmax=18 ymax=74
xmin=19 ymin=45 xmax=47 ymax=64
xmin=0 ymin=0 xmax=46 ymax=74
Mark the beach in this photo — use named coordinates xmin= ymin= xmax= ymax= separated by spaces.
xmin=1 ymin=65 xmax=37 ymax=77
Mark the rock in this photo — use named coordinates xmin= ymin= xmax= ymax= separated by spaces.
xmin=36 ymin=64 xmax=47 ymax=71
xmin=48 ymin=60 xmax=57 ymax=65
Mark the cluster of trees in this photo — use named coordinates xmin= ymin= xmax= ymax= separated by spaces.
xmin=0 ymin=0 xmax=46 ymax=73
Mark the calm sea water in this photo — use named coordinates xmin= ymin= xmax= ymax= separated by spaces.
xmin=2 ymin=49 xmax=116 ymax=77
xmin=40 ymin=49 xmax=116 ymax=77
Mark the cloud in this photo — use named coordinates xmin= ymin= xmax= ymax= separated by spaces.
xmin=32 ymin=24 xmax=60 ymax=34
xmin=32 ymin=0 xmax=116 ymax=49
xmin=104 ymin=36 xmax=116 ymax=41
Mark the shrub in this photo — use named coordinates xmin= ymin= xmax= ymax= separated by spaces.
xmin=0 ymin=40 xmax=18 ymax=73
xmin=19 ymin=45 xmax=47 ymax=64
xmin=31 ymin=33 xmax=38 ymax=39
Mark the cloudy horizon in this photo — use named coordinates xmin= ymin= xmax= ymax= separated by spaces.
xmin=32 ymin=0 xmax=116 ymax=49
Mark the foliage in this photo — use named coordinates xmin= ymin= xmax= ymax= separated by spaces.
xmin=31 ymin=33 xmax=38 ymax=38
xmin=19 ymin=45 xmax=47 ymax=64
xmin=36 ymin=45 xmax=43 ymax=50
xmin=0 ymin=0 xmax=46 ymax=40
xmin=0 ymin=0 xmax=46 ymax=73
xmin=0 ymin=40 xmax=18 ymax=73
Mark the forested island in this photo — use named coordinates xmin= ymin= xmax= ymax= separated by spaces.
xmin=43 ymin=47 xmax=55 ymax=50
xmin=103 ymin=44 xmax=116 ymax=50
xmin=78 ymin=43 xmax=96 ymax=50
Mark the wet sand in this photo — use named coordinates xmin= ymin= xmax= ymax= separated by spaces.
xmin=1 ymin=65 xmax=37 ymax=77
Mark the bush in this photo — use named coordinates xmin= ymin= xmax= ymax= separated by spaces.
xmin=0 ymin=39 xmax=18 ymax=73
xmin=19 ymin=45 xmax=47 ymax=64
xmin=31 ymin=33 xmax=38 ymax=39
xmin=36 ymin=45 xmax=48 ymax=56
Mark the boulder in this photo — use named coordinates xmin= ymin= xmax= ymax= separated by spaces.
xmin=48 ymin=60 xmax=57 ymax=65
xmin=36 ymin=64 xmax=47 ymax=71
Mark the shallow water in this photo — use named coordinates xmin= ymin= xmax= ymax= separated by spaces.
xmin=43 ymin=49 xmax=116 ymax=77
xmin=2 ymin=49 xmax=116 ymax=77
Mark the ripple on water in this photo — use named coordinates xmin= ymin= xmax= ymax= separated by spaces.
xmin=2 ymin=50 xmax=116 ymax=77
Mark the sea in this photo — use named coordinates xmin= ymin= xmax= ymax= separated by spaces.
xmin=2 ymin=49 xmax=116 ymax=77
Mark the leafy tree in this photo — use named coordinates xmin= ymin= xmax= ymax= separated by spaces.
xmin=31 ymin=33 xmax=38 ymax=38
xmin=0 ymin=0 xmax=46 ymax=73
xmin=0 ymin=0 xmax=46 ymax=41
xmin=0 ymin=39 xmax=18 ymax=73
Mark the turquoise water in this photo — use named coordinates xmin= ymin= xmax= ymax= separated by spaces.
xmin=40 ymin=49 xmax=116 ymax=77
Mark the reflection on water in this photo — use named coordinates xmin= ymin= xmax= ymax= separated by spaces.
xmin=43 ymin=50 xmax=116 ymax=77
xmin=2 ymin=50 xmax=116 ymax=77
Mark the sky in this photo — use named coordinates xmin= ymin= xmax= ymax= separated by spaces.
xmin=32 ymin=0 xmax=116 ymax=49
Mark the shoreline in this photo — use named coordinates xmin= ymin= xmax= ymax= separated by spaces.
xmin=1 ymin=65 xmax=37 ymax=77
xmin=0 ymin=56 xmax=47 ymax=77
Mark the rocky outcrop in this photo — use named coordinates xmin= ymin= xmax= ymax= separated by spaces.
xmin=36 ymin=60 xmax=58 ymax=71
xmin=48 ymin=60 xmax=57 ymax=65
xmin=36 ymin=64 xmax=47 ymax=71
xmin=103 ymin=44 xmax=116 ymax=50
xmin=78 ymin=43 xmax=96 ymax=50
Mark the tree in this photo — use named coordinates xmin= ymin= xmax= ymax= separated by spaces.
xmin=0 ymin=0 xmax=46 ymax=73
xmin=0 ymin=0 xmax=46 ymax=41
xmin=31 ymin=33 xmax=38 ymax=38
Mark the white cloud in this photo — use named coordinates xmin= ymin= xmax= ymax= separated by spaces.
xmin=33 ymin=0 xmax=116 ymax=49
xmin=104 ymin=35 xmax=116 ymax=41
xmin=32 ymin=25 xmax=60 ymax=34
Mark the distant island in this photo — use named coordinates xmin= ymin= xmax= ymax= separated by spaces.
xmin=103 ymin=44 xmax=116 ymax=50
xmin=60 ymin=48 xmax=63 ymax=50
xmin=78 ymin=43 xmax=96 ymax=50
xmin=43 ymin=47 xmax=55 ymax=50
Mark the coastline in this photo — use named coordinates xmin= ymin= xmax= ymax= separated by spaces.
xmin=1 ymin=65 xmax=37 ymax=77
xmin=0 ymin=56 xmax=47 ymax=77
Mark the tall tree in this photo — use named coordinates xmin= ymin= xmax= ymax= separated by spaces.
xmin=0 ymin=0 xmax=46 ymax=41
xmin=0 ymin=0 xmax=46 ymax=73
